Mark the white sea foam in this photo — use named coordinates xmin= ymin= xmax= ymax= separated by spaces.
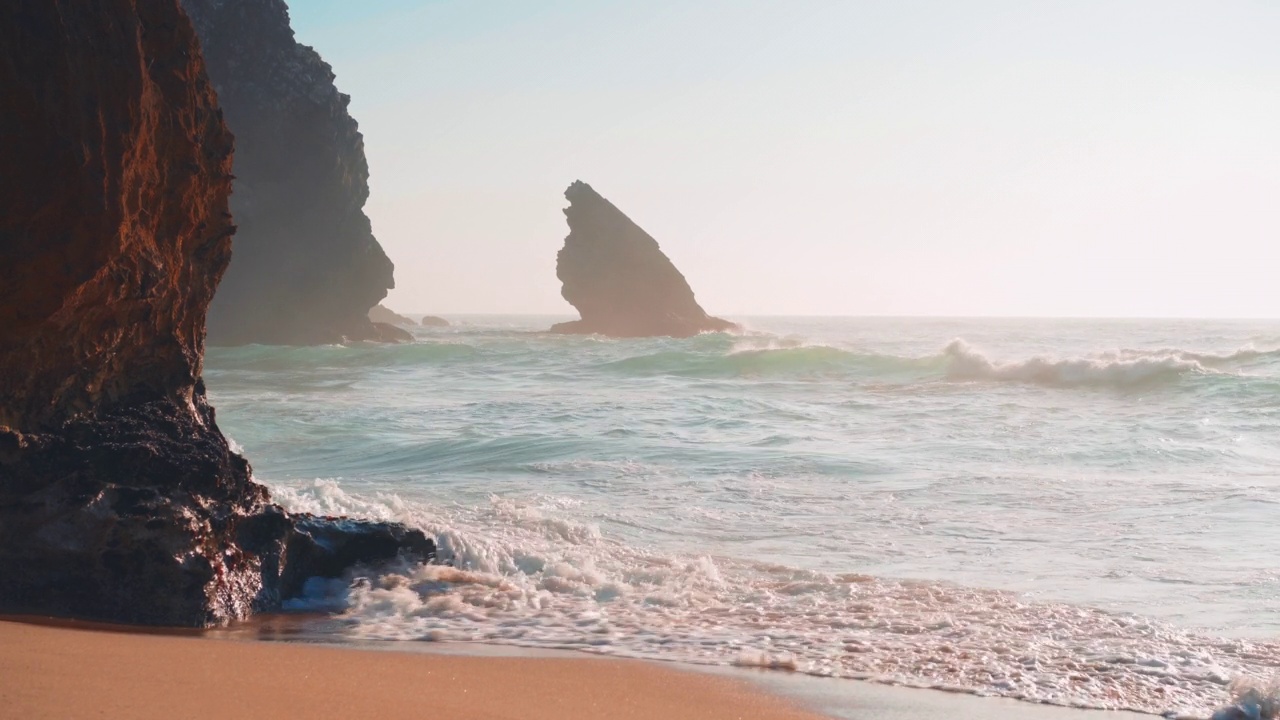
xmin=205 ymin=319 xmax=1280 ymax=718
xmin=272 ymin=480 xmax=1272 ymax=718
xmin=600 ymin=334 xmax=1276 ymax=386
xmin=942 ymin=339 xmax=1234 ymax=387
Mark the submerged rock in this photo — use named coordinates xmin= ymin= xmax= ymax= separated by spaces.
xmin=420 ymin=315 xmax=451 ymax=327
xmin=182 ymin=0 xmax=397 ymax=346
xmin=369 ymin=304 xmax=417 ymax=328
xmin=0 ymin=0 xmax=431 ymax=627
xmin=550 ymin=181 xmax=737 ymax=338
xmin=279 ymin=517 xmax=435 ymax=599
xmin=370 ymin=322 xmax=415 ymax=343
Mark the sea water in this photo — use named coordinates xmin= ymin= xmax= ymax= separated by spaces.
xmin=204 ymin=317 xmax=1280 ymax=717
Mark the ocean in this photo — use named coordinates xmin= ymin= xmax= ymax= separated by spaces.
xmin=203 ymin=316 xmax=1280 ymax=717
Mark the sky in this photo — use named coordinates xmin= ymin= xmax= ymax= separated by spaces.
xmin=287 ymin=0 xmax=1280 ymax=318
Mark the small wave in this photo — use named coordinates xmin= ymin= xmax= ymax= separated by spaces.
xmin=596 ymin=337 xmax=1270 ymax=390
xmin=1113 ymin=346 xmax=1280 ymax=368
xmin=1212 ymin=679 xmax=1280 ymax=719
xmin=205 ymin=340 xmax=477 ymax=372
xmin=598 ymin=343 xmax=930 ymax=380
xmin=942 ymin=339 xmax=1227 ymax=388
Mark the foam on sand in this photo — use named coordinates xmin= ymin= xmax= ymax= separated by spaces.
xmin=273 ymin=480 xmax=1275 ymax=718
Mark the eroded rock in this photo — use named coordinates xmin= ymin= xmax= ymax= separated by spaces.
xmin=0 ymin=0 xmax=431 ymax=627
xmin=550 ymin=181 xmax=737 ymax=338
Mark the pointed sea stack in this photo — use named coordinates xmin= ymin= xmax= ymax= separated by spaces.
xmin=182 ymin=0 xmax=399 ymax=345
xmin=550 ymin=181 xmax=737 ymax=338
xmin=0 ymin=0 xmax=431 ymax=626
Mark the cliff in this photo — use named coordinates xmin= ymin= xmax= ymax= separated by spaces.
xmin=182 ymin=0 xmax=397 ymax=345
xmin=550 ymin=182 xmax=737 ymax=338
xmin=0 ymin=0 xmax=430 ymax=626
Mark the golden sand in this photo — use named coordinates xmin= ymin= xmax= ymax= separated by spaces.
xmin=0 ymin=619 xmax=828 ymax=720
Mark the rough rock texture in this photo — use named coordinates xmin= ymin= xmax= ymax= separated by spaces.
xmin=0 ymin=0 xmax=432 ymax=627
xmin=369 ymin=304 xmax=416 ymax=328
xmin=0 ymin=0 xmax=234 ymax=432
xmin=420 ymin=315 xmax=451 ymax=328
xmin=0 ymin=399 xmax=432 ymax=625
xmin=550 ymin=182 xmax=737 ymax=338
xmin=280 ymin=517 xmax=436 ymax=599
xmin=182 ymin=0 xmax=396 ymax=346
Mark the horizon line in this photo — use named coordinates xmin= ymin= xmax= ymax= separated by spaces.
xmin=392 ymin=312 xmax=1280 ymax=321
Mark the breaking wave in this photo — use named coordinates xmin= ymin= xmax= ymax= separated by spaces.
xmin=204 ymin=319 xmax=1280 ymax=719
xmin=943 ymin=339 xmax=1225 ymax=387
xmin=272 ymin=480 xmax=1273 ymax=718
xmin=597 ymin=336 xmax=1277 ymax=389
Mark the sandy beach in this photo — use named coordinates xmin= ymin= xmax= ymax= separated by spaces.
xmin=0 ymin=618 xmax=1160 ymax=720
xmin=0 ymin=619 xmax=827 ymax=720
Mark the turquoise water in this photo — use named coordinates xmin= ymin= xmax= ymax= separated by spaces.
xmin=205 ymin=317 xmax=1280 ymax=716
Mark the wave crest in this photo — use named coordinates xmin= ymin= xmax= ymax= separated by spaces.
xmin=942 ymin=339 xmax=1222 ymax=388
xmin=598 ymin=337 xmax=1274 ymax=389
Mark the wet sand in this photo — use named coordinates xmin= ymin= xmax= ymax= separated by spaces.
xmin=0 ymin=619 xmax=826 ymax=720
xmin=0 ymin=618 xmax=1157 ymax=720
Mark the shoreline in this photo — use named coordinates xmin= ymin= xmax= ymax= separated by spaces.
xmin=0 ymin=616 xmax=1155 ymax=719
xmin=0 ymin=617 xmax=828 ymax=720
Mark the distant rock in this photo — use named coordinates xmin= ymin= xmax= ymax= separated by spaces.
xmin=420 ymin=315 xmax=451 ymax=327
xmin=183 ymin=0 xmax=397 ymax=345
xmin=369 ymin=304 xmax=416 ymax=327
xmin=550 ymin=181 xmax=737 ymax=338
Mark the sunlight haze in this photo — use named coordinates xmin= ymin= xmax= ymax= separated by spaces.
xmin=288 ymin=0 xmax=1280 ymax=318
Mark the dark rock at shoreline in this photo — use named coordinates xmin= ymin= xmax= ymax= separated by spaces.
xmin=0 ymin=398 xmax=432 ymax=625
xmin=0 ymin=0 xmax=432 ymax=627
xmin=550 ymin=181 xmax=738 ymax=338
xmin=369 ymin=304 xmax=417 ymax=328
xmin=183 ymin=0 xmax=396 ymax=346
xmin=420 ymin=315 xmax=450 ymax=327
xmin=279 ymin=517 xmax=436 ymax=599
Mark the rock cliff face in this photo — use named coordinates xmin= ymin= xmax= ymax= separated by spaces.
xmin=551 ymin=182 xmax=737 ymax=338
xmin=0 ymin=0 xmax=431 ymax=626
xmin=182 ymin=0 xmax=396 ymax=345
xmin=0 ymin=0 xmax=233 ymax=431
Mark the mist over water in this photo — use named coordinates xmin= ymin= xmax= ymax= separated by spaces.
xmin=205 ymin=317 xmax=1280 ymax=716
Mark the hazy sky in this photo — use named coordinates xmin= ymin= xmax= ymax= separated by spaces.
xmin=287 ymin=1 xmax=1280 ymax=317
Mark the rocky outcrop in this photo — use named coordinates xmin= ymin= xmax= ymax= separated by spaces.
xmin=0 ymin=0 xmax=233 ymax=433
xmin=369 ymin=322 xmax=414 ymax=343
xmin=182 ymin=0 xmax=396 ymax=346
xmin=0 ymin=0 xmax=432 ymax=627
xmin=369 ymin=304 xmax=449 ymax=330
xmin=550 ymin=181 xmax=737 ymax=338
xmin=369 ymin=304 xmax=416 ymax=328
